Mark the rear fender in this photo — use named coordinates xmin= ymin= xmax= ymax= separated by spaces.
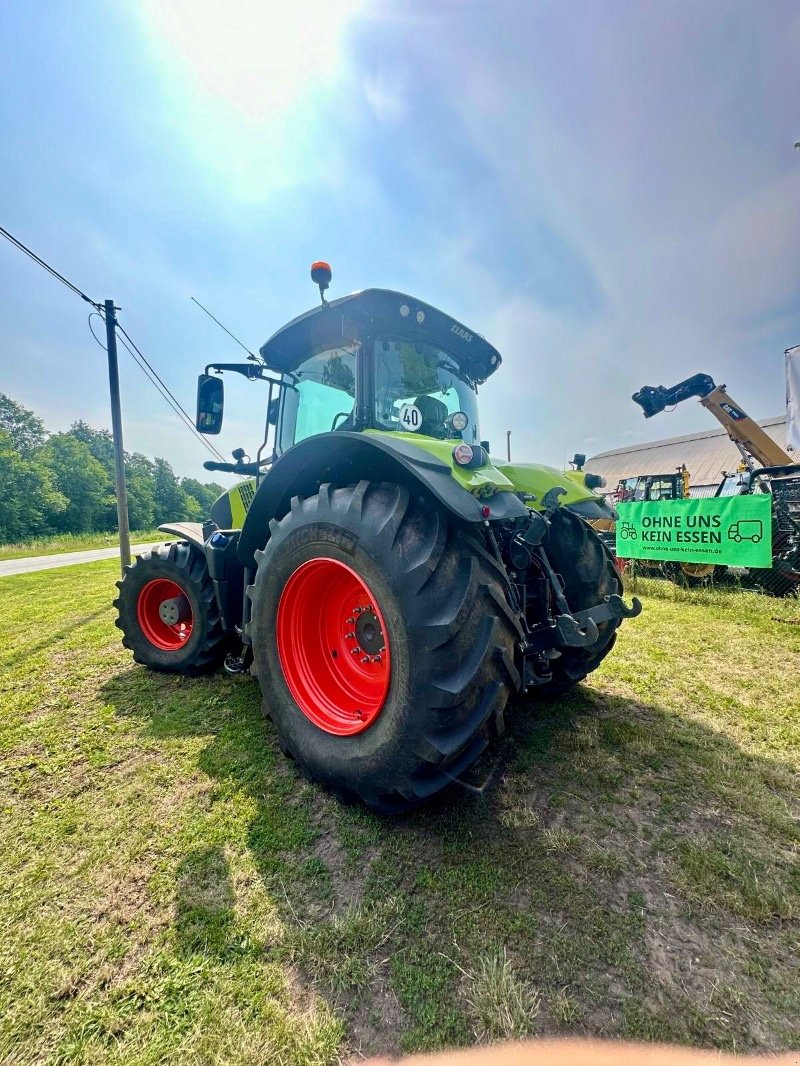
xmin=238 ymin=431 xmax=527 ymax=566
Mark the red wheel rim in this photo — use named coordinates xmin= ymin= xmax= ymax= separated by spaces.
xmin=137 ymin=578 xmax=194 ymax=651
xmin=276 ymin=558 xmax=391 ymax=736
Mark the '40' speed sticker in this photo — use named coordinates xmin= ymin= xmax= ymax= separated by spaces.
xmin=398 ymin=403 xmax=422 ymax=431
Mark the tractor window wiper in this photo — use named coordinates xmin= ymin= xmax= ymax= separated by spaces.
xmin=437 ymin=358 xmax=476 ymax=390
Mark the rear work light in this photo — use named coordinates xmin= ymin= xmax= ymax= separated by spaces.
xmin=585 ymin=473 xmax=606 ymax=490
xmin=453 ymin=443 xmax=488 ymax=469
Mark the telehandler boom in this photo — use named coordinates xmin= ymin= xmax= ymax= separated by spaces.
xmin=632 ymin=373 xmax=792 ymax=472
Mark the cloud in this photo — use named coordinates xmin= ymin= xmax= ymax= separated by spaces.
xmin=355 ymin=1 xmax=800 ymax=463
xmin=364 ymin=73 xmax=408 ymax=123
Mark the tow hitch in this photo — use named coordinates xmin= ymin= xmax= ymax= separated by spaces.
xmin=511 ymin=503 xmax=642 ymax=684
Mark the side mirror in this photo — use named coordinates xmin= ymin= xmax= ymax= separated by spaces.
xmin=196 ymin=374 xmax=224 ymax=434
xmin=267 ymin=396 xmax=280 ymax=426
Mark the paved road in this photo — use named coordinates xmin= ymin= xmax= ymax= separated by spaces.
xmin=0 ymin=543 xmax=163 ymax=578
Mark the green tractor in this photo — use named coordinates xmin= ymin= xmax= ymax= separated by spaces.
xmin=115 ymin=264 xmax=640 ymax=812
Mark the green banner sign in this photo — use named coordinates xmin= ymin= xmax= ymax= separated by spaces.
xmin=616 ymin=495 xmax=773 ymax=567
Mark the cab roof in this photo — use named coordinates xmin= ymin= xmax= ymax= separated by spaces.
xmin=259 ymin=288 xmax=502 ymax=384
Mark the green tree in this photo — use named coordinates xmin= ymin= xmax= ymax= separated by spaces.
xmin=125 ymin=452 xmax=156 ymax=530
xmin=153 ymin=457 xmax=190 ymax=520
xmin=43 ymin=434 xmax=114 ymax=533
xmin=66 ymin=421 xmax=115 ymax=472
xmin=0 ymin=393 xmax=47 ymax=456
xmin=180 ymin=477 xmax=225 ymax=515
xmin=0 ymin=394 xmax=234 ymax=538
xmin=0 ymin=431 xmax=66 ymax=541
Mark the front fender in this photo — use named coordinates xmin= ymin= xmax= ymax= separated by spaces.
xmin=238 ymin=431 xmax=527 ymax=566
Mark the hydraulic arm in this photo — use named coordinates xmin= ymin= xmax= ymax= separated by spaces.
xmin=632 ymin=373 xmax=792 ymax=471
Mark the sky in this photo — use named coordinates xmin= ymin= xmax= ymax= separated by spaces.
xmin=0 ymin=0 xmax=798 ymax=483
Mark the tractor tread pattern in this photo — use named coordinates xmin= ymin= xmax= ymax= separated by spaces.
xmin=247 ymin=481 xmax=518 ymax=813
xmin=113 ymin=541 xmax=226 ymax=675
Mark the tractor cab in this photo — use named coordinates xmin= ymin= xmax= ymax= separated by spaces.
xmin=614 ymin=469 xmax=688 ymax=503
xmin=261 ymin=287 xmax=500 ymax=456
xmin=194 ymin=287 xmax=501 ymax=482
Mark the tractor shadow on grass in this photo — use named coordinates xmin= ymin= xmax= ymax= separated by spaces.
xmin=2 ymin=606 xmax=109 ymax=670
xmin=100 ymin=668 xmax=800 ymax=1054
xmin=172 ymin=845 xmax=236 ymax=958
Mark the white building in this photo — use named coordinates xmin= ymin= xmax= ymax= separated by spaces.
xmin=584 ymin=416 xmax=788 ymax=496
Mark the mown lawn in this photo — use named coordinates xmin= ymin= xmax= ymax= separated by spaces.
xmin=1 ymin=564 xmax=798 ymax=1064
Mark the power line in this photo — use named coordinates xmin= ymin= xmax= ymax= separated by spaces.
xmin=117 ymin=333 xmax=230 ymax=466
xmin=88 ymin=313 xmax=229 ymax=465
xmin=2 ymin=223 xmax=236 ymax=473
xmin=116 ymin=323 xmax=228 ymax=457
xmin=0 ymin=224 xmax=102 ymax=309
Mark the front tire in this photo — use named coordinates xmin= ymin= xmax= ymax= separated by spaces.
xmin=114 ymin=542 xmax=226 ymax=674
xmin=248 ymin=482 xmax=520 ymax=813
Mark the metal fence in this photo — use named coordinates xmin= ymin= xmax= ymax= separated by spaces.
xmin=620 ymin=557 xmax=799 ymax=598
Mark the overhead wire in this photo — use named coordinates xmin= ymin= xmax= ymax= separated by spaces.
xmin=115 ymin=322 xmax=231 ymax=463
xmin=116 ymin=332 xmax=232 ymax=468
xmin=88 ymin=313 xmax=231 ymax=466
xmin=0 ymin=222 xmax=237 ymax=471
xmin=0 ymin=224 xmax=102 ymax=309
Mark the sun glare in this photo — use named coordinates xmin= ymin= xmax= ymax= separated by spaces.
xmin=141 ymin=0 xmax=366 ymax=122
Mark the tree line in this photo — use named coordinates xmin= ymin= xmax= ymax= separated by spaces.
xmin=0 ymin=393 xmax=226 ymax=543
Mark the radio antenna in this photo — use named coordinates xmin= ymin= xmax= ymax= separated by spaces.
xmin=191 ymin=296 xmax=261 ymax=362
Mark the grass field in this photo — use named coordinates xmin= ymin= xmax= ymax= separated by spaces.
xmin=1 ymin=564 xmax=798 ymax=1064
xmin=0 ymin=529 xmax=172 ymax=561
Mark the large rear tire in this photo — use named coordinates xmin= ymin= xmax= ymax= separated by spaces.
xmin=248 ymin=481 xmax=520 ymax=813
xmin=114 ymin=542 xmax=226 ymax=674
xmin=538 ymin=508 xmax=623 ymax=696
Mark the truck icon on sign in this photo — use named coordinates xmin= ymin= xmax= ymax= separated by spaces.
xmin=727 ymin=519 xmax=763 ymax=544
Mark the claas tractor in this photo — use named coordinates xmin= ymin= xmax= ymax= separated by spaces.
xmin=115 ymin=265 xmax=640 ymax=812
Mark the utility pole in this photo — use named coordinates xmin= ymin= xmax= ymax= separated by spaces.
xmin=506 ymin=430 xmax=512 ymax=463
xmin=104 ymin=299 xmax=131 ymax=572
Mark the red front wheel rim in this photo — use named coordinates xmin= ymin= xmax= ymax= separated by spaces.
xmin=276 ymin=558 xmax=391 ymax=736
xmin=137 ymin=578 xmax=194 ymax=651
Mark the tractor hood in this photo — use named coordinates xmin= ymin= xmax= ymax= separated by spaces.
xmin=259 ymin=289 xmax=502 ymax=385
xmin=495 ymin=461 xmax=618 ymax=520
